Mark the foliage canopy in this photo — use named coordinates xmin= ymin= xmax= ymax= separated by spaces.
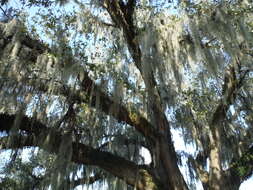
xmin=0 ymin=0 xmax=253 ymax=190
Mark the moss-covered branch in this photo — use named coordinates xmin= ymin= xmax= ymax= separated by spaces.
xmin=211 ymin=63 xmax=249 ymax=126
xmin=0 ymin=113 xmax=161 ymax=190
xmin=0 ymin=19 xmax=157 ymax=143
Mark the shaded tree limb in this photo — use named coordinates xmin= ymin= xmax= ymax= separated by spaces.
xmin=211 ymin=62 xmax=249 ymax=126
xmin=0 ymin=113 xmax=161 ymax=190
xmin=100 ymin=2 xmax=189 ymax=189
xmin=207 ymin=60 xmax=250 ymax=189
xmin=188 ymin=155 xmax=209 ymax=189
xmin=102 ymin=0 xmax=143 ymax=76
xmin=0 ymin=19 xmax=157 ymax=143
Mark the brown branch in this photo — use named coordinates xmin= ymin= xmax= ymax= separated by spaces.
xmin=188 ymin=155 xmax=209 ymax=186
xmin=79 ymin=73 xmax=157 ymax=142
xmin=0 ymin=19 xmax=157 ymax=143
xmin=103 ymin=0 xmax=142 ymax=72
xmin=208 ymin=61 xmax=250 ymax=189
xmin=211 ymin=63 xmax=249 ymax=126
xmin=0 ymin=113 xmax=160 ymax=190
xmin=99 ymin=4 xmax=189 ymax=189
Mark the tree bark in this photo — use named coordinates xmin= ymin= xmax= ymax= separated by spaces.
xmin=101 ymin=2 xmax=189 ymax=189
xmin=0 ymin=113 xmax=163 ymax=190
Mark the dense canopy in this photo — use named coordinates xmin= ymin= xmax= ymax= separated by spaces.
xmin=0 ymin=0 xmax=253 ymax=190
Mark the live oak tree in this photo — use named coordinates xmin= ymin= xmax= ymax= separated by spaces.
xmin=0 ymin=0 xmax=253 ymax=190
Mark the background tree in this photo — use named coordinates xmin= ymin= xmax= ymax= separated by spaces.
xmin=0 ymin=0 xmax=253 ymax=190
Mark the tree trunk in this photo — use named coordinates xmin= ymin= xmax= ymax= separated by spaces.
xmin=158 ymin=137 xmax=189 ymax=190
xmin=208 ymin=128 xmax=224 ymax=190
xmin=149 ymin=103 xmax=189 ymax=190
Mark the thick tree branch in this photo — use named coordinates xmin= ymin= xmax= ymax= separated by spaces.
xmin=103 ymin=0 xmax=142 ymax=72
xmin=79 ymin=74 xmax=157 ymax=142
xmin=0 ymin=113 xmax=160 ymax=190
xmin=211 ymin=63 xmax=249 ymax=126
xmin=102 ymin=0 xmax=159 ymax=89
xmin=99 ymin=3 xmax=189 ymax=189
xmin=188 ymin=155 xmax=209 ymax=187
xmin=207 ymin=61 xmax=250 ymax=189
xmin=0 ymin=20 xmax=157 ymax=143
